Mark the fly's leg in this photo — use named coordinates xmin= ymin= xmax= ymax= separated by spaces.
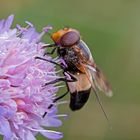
xmin=44 ymin=47 xmax=57 ymax=55
xmin=42 ymin=89 xmax=69 ymax=118
xmin=43 ymin=76 xmax=77 ymax=86
xmin=42 ymin=44 xmax=57 ymax=55
xmin=54 ymin=89 xmax=69 ymax=102
xmin=35 ymin=56 xmax=62 ymax=67
xmin=42 ymin=72 xmax=77 ymax=118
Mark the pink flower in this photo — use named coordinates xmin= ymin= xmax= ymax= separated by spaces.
xmin=0 ymin=15 xmax=64 ymax=140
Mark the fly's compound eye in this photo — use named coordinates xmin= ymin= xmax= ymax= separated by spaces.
xmin=60 ymin=31 xmax=80 ymax=47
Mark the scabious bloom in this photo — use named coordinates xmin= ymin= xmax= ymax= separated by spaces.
xmin=0 ymin=15 xmax=65 ymax=140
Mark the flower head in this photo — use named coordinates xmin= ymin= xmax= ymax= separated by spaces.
xmin=0 ymin=15 xmax=64 ymax=140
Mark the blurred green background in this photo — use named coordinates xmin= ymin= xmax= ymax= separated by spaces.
xmin=0 ymin=0 xmax=140 ymax=139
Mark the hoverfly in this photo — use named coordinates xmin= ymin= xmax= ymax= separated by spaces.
xmin=35 ymin=28 xmax=112 ymax=120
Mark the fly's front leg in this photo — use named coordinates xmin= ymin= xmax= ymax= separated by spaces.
xmin=44 ymin=47 xmax=57 ymax=55
xmin=42 ymin=44 xmax=57 ymax=56
xmin=35 ymin=56 xmax=67 ymax=70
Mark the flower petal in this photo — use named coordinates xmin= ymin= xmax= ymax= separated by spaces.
xmin=40 ymin=130 xmax=63 ymax=140
xmin=4 ymin=15 xmax=14 ymax=32
xmin=42 ymin=117 xmax=62 ymax=127
xmin=26 ymin=130 xmax=36 ymax=140
xmin=0 ymin=20 xmax=4 ymax=32
xmin=0 ymin=117 xmax=12 ymax=138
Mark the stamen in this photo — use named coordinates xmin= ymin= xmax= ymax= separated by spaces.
xmin=43 ymin=25 xmax=53 ymax=33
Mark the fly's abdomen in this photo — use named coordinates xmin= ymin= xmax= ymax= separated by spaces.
xmin=69 ymin=88 xmax=91 ymax=111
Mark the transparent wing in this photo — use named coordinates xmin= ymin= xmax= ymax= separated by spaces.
xmin=79 ymin=63 xmax=111 ymax=124
xmin=75 ymin=40 xmax=112 ymax=97
xmin=86 ymin=64 xmax=113 ymax=97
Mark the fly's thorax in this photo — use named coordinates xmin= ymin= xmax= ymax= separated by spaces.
xmin=58 ymin=47 xmax=81 ymax=73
